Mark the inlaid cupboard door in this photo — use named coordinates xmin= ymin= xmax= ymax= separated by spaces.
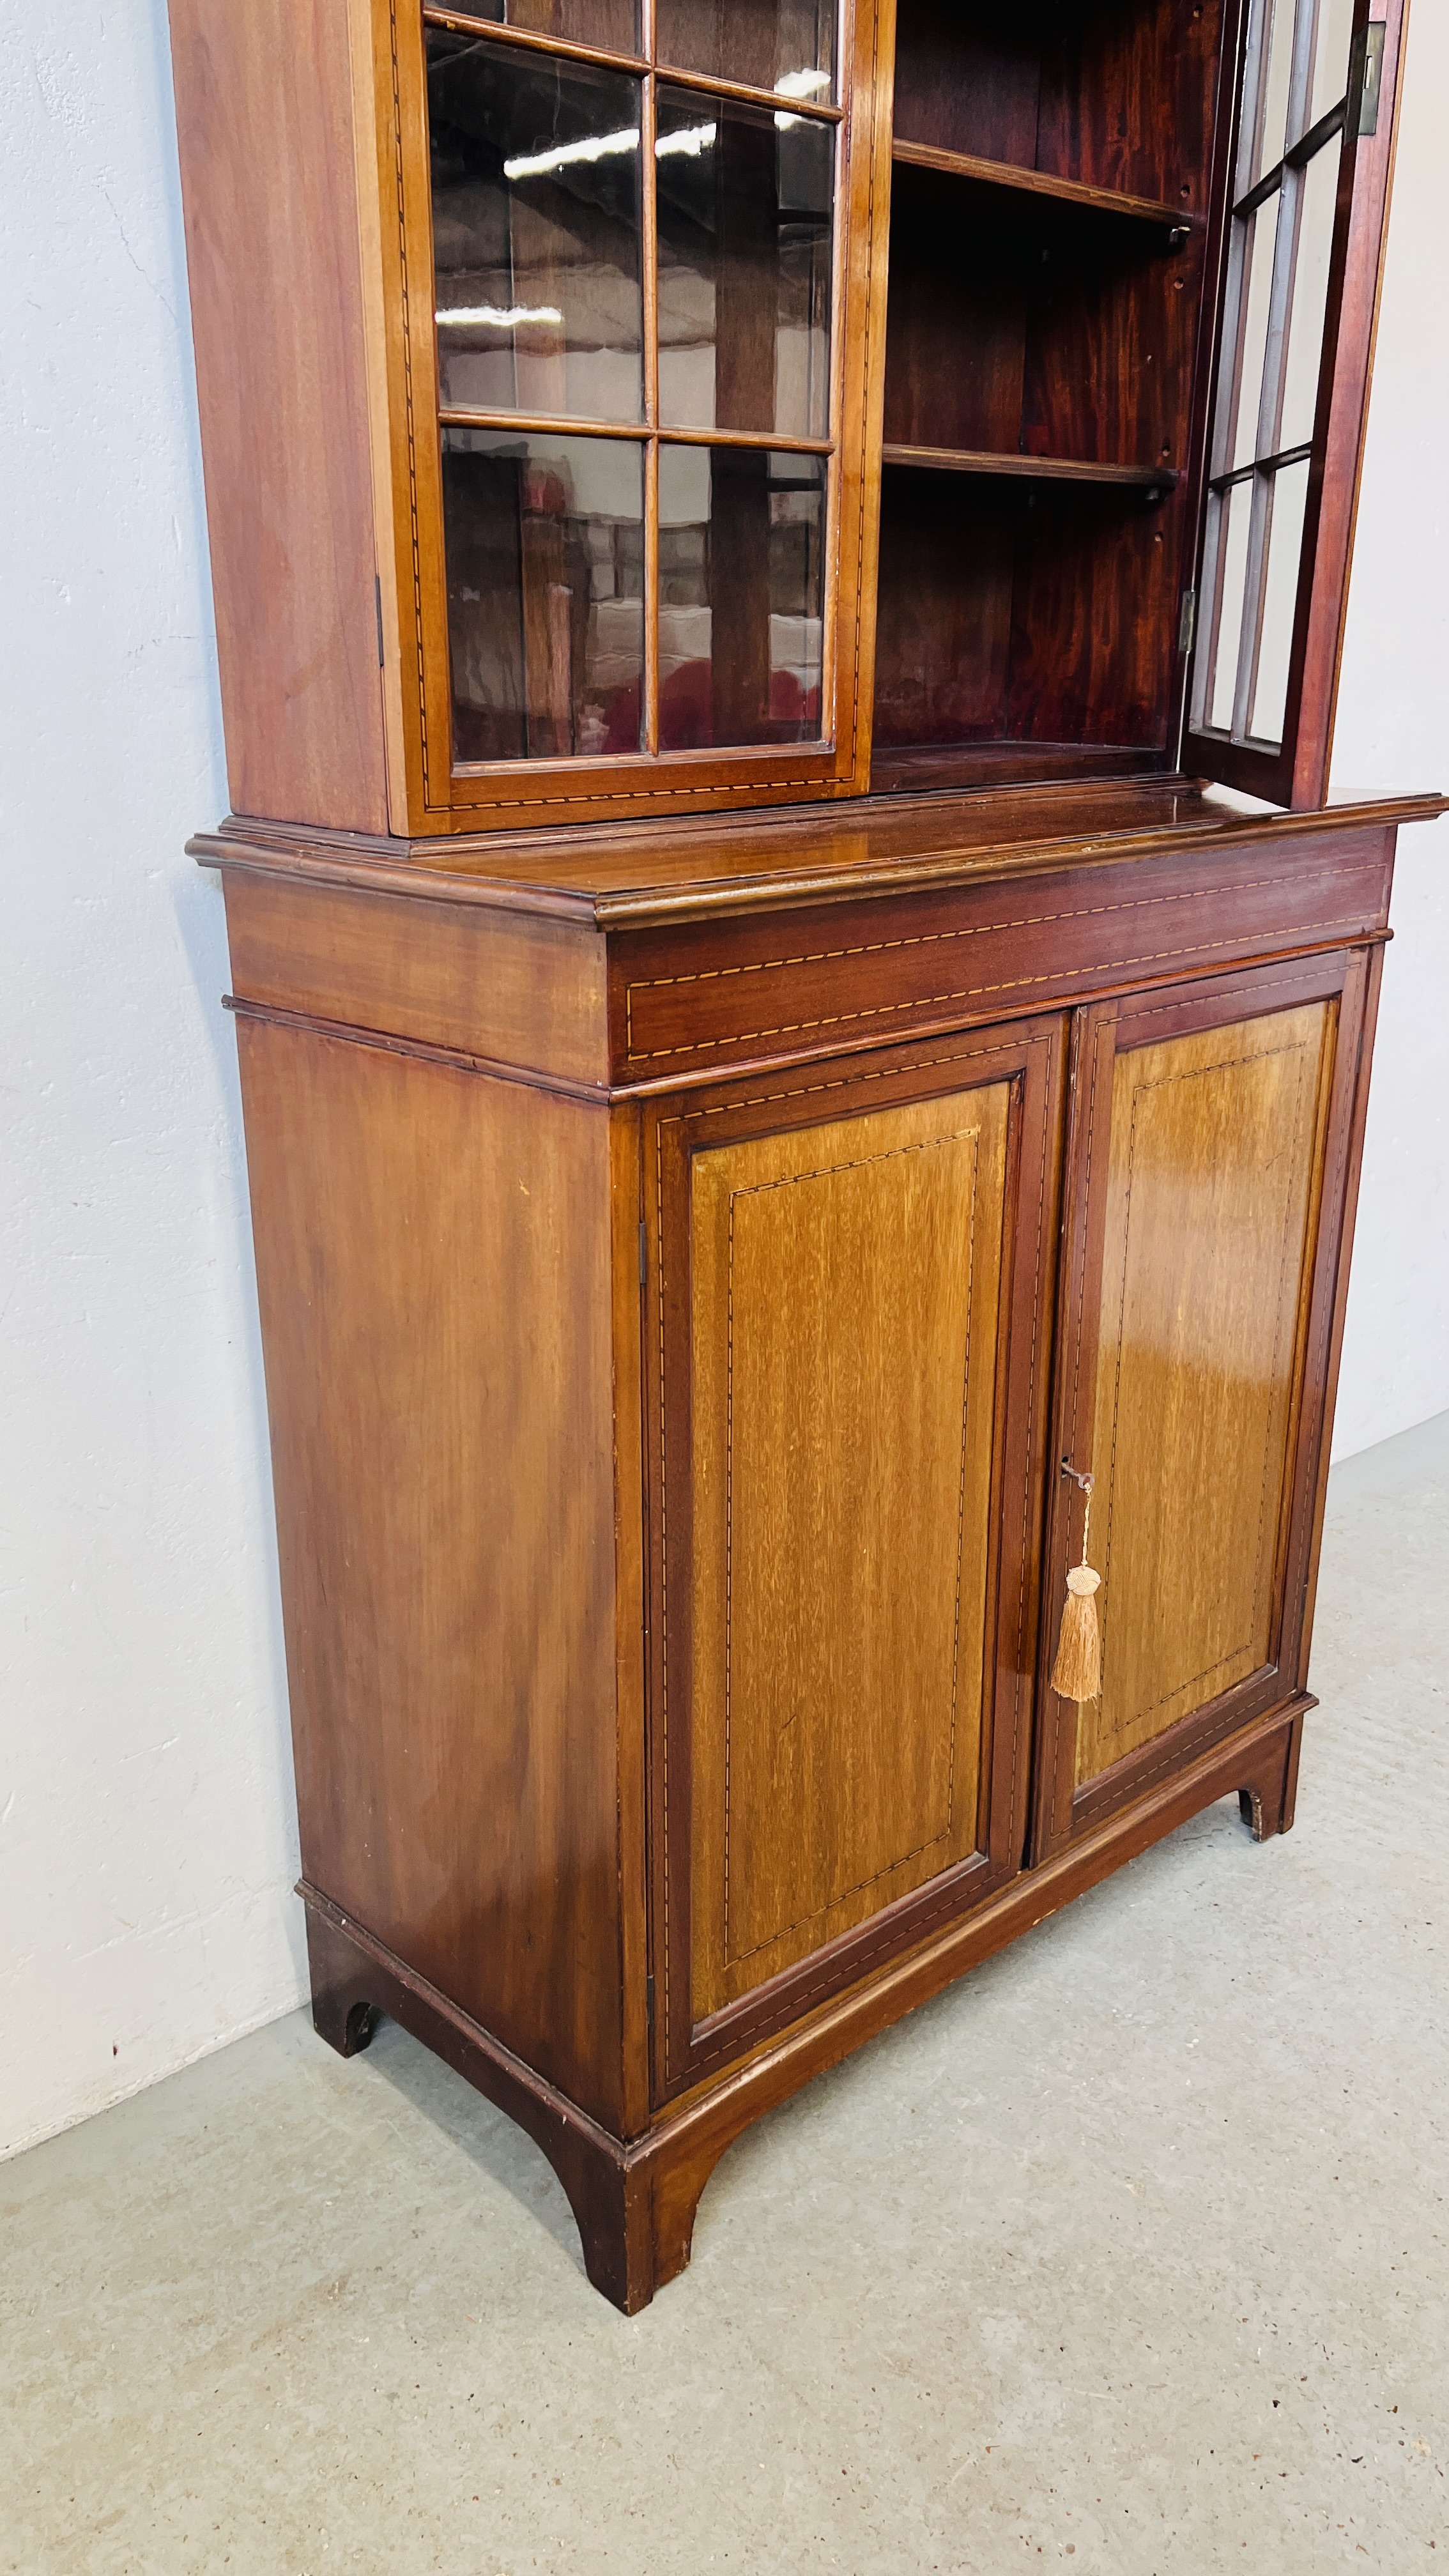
xmin=1033 ymin=949 xmax=1375 ymax=1859
xmin=644 ymin=1018 xmax=1066 ymax=2098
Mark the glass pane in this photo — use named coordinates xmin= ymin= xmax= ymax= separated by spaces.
xmin=1209 ymin=480 xmax=1254 ymax=732
xmin=428 ymin=33 xmax=643 ymax=424
xmin=1309 ymin=0 xmax=1356 ymax=126
xmin=658 ymin=445 xmax=825 ymax=748
xmin=1250 ymin=456 xmax=1310 ymax=742
xmin=1253 ymin=0 xmax=1296 ymax=183
xmin=442 ymin=428 xmax=644 ymax=760
xmin=656 ymin=0 xmax=838 ymax=103
xmin=1279 ymin=142 xmax=1340 ymax=452
xmin=454 ymin=0 xmax=640 ymax=49
xmin=1232 ymin=195 xmax=1280 ymax=468
xmin=657 ymin=88 xmax=833 ymax=439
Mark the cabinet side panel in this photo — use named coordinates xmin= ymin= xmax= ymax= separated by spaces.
xmin=168 ymin=0 xmax=389 ymax=831
xmin=236 ymin=1020 xmax=624 ymax=2127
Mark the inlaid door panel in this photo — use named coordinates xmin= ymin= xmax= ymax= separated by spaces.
xmin=1078 ymin=1002 xmax=1331 ymax=1785
xmin=646 ymin=1018 xmax=1066 ymax=2097
xmin=1035 ymin=951 xmax=1370 ymax=1857
xmin=691 ymin=1083 xmax=1009 ymax=2017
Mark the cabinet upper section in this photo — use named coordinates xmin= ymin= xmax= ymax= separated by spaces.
xmin=167 ymin=0 xmax=1409 ymax=837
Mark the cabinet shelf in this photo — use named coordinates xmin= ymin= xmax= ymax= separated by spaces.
xmin=882 ymin=443 xmax=1179 ymax=492
xmin=870 ymin=741 xmax=1170 ymax=795
xmin=891 ymin=138 xmax=1195 ymax=236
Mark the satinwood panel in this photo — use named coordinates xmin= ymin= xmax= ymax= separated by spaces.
xmin=687 ymin=1083 xmax=1011 ymax=2018
xmin=1076 ymin=1001 xmax=1334 ymax=1786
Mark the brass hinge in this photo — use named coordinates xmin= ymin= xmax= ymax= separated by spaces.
xmin=1178 ymin=587 xmax=1197 ymax=656
xmin=1352 ymin=22 xmax=1386 ymax=137
xmin=645 ymin=1975 xmax=656 ymax=2027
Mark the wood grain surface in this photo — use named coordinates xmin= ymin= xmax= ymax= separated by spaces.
xmin=222 ymin=870 xmax=610 ymax=1088
xmin=890 ymin=139 xmax=1199 ymax=232
xmin=646 ymin=1015 xmax=1066 ymax=2093
xmin=1077 ymin=1000 xmax=1333 ymax=1784
xmin=1031 ymin=944 xmax=1370 ymax=1860
xmin=196 ymin=786 xmax=1441 ymax=927
xmin=167 ymin=0 xmax=388 ymax=830
xmin=890 ymin=0 xmax=1223 ymax=210
xmin=236 ymin=1016 xmax=627 ymax=2126
xmin=687 ymin=1083 xmax=1010 ymax=2014
xmin=611 ymin=827 xmax=1392 ymax=1083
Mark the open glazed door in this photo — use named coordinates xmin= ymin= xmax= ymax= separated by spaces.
xmin=1184 ymin=0 xmax=1408 ymax=807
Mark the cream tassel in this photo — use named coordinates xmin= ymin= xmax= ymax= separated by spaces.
xmin=1052 ymin=1473 xmax=1102 ymax=1703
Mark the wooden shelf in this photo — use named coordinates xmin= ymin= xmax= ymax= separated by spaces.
xmin=882 ymin=443 xmax=1179 ymax=491
xmin=870 ymin=742 xmax=1170 ymax=795
xmin=891 ymin=139 xmax=1195 ymax=234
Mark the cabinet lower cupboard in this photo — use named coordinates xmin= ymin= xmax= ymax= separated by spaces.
xmin=206 ymin=779 xmax=1430 ymax=2310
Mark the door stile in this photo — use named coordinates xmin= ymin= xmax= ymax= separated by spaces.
xmin=643 ymin=1086 xmax=695 ymax=2107
xmin=980 ymin=1021 xmax=1071 ymax=1888
xmin=1279 ymin=944 xmax=1376 ymax=1690
xmin=610 ymin=1098 xmax=654 ymax=2140
xmin=1254 ymin=984 xmax=1342 ymax=1679
xmin=1031 ymin=1004 xmax=1121 ymax=1864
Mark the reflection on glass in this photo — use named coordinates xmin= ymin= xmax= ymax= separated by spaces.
xmin=1250 ymin=457 xmax=1310 ymax=742
xmin=442 ymin=429 xmax=644 ymax=760
xmin=1232 ymin=197 xmax=1280 ymax=468
xmin=456 ymin=0 xmax=640 ymax=47
xmin=656 ymin=0 xmax=837 ymax=102
xmin=1309 ymin=0 xmax=1356 ymax=126
xmin=657 ymin=88 xmax=832 ymax=440
xmin=657 ymin=445 xmax=825 ymax=748
xmin=1279 ymin=142 xmax=1339 ymax=451
xmin=428 ymin=33 xmax=643 ymax=423
xmin=1253 ymin=0 xmax=1295 ymax=182
xmin=1208 ymin=482 xmax=1253 ymax=732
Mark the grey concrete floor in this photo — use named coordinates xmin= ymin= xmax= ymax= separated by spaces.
xmin=4 ymin=1416 xmax=1447 ymax=2576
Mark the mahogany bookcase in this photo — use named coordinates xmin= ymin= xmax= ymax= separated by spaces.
xmin=168 ymin=0 xmax=1440 ymax=2306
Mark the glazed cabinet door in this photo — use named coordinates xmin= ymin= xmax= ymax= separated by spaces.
xmin=351 ymin=0 xmax=894 ymax=834
xmin=1184 ymin=0 xmax=1409 ymax=806
xmin=1033 ymin=947 xmax=1376 ymax=1857
xmin=643 ymin=1018 xmax=1066 ymax=2099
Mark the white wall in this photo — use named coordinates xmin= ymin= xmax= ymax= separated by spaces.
xmin=1 ymin=1 xmax=1445 ymax=2161
xmin=1 ymin=2 xmax=307 ymax=2162
xmin=1326 ymin=1 xmax=1449 ymax=1455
